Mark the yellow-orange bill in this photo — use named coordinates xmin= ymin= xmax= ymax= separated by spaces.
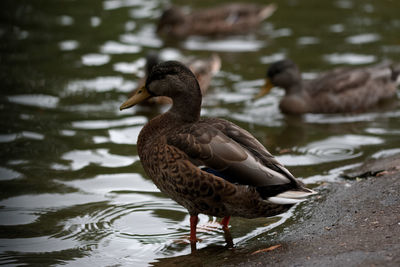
xmin=120 ymin=86 xmax=151 ymax=110
xmin=254 ymin=78 xmax=274 ymax=99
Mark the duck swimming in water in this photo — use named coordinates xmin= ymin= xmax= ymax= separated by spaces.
xmin=157 ymin=3 xmax=277 ymax=38
xmin=257 ymin=59 xmax=400 ymax=114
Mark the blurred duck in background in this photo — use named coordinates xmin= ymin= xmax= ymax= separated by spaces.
xmin=256 ymin=59 xmax=400 ymax=114
xmin=157 ymin=3 xmax=277 ymax=38
xmin=131 ymin=52 xmax=221 ymax=105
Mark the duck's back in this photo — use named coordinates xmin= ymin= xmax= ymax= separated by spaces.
xmin=160 ymin=4 xmax=276 ymax=37
xmin=304 ymin=64 xmax=398 ymax=113
xmin=189 ymin=4 xmax=276 ymax=35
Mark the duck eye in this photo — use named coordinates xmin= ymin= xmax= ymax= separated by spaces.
xmin=138 ymin=89 xmax=142 ymax=93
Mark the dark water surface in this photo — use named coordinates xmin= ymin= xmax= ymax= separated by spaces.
xmin=1 ymin=0 xmax=399 ymax=266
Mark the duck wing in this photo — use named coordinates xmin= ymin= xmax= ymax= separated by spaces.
xmin=188 ymin=4 xmax=276 ymax=35
xmin=192 ymin=4 xmax=276 ymax=23
xmin=308 ymin=67 xmax=371 ymax=95
xmin=167 ymin=118 xmax=303 ymax=198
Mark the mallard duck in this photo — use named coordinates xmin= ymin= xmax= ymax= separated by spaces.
xmin=157 ymin=3 xmax=277 ymax=38
xmin=132 ymin=52 xmax=221 ymax=105
xmin=256 ymin=59 xmax=400 ymax=114
xmin=120 ymin=61 xmax=316 ymax=245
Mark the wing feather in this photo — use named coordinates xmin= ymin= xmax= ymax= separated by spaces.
xmin=308 ymin=68 xmax=371 ymax=95
xmin=167 ymin=118 xmax=298 ymax=190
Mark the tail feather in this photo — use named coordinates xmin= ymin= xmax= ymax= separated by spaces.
xmin=275 ymin=188 xmax=317 ymax=199
xmin=209 ymin=53 xmax=221 ymax=74
xmin=267 ymin=196 xmax=306 ymax=205
xmin=258 ymin=4 xmax=277 ymax=21
xmin=390 ymin=64 xmax=400 ymax=85
xmin=267 ymin=188 xmax=317 ymax=205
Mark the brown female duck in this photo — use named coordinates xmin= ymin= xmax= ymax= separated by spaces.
xmin=132 ymin=52 xmax=221 ymax=105
xmin=157 ymin=3 xmax=277 ymax=38
xmin=120 ymin=61 xmax=315 ymax=245
xmin=257 ymin=59 xmax=400 ymax=114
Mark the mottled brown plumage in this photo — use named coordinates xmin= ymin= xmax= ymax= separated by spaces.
xmin=157 ymin=3 xmax=277 ymax=38
xmin=120 ymin=61 xmax=315 ymax=245
xmin=257 ymin=59 xmax=400 ymax=114
xmin=131 ymin=53 xmax=221 ymax=105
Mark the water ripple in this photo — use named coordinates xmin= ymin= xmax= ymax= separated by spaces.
xmin=0 ymin=134 xmax=17 ymax=143
xmin=59 ymin=40 xmax=79 ymax=51
xmin=0 ymin=131 xmax=44 ymax=142
xmin=65 ymin=76 xmax=128 ymax=93
xmin=72 ymin=116 xmax=147 ymax=129
xmin=276 ymin=135 xmax=382 ymax=166
xmin=81 ymin=53 xmax=110 ymax=66
xmin=120 ymin=32 xmax=163 ymax=48
xmin=0 ymin=208 xmax=38 ymax=225
xmin=297 ymin=36 xmax=319 ymax=45
xmin=90 ymin=16 xmax=101 ymax=27
xmin=100 ymin=41 xmax=141 ymax=54
xmin=7 ymin=94 xmax=59 ymax=109
xmin=260 ymin=53 xmax=286 ymax=64
xmin=108 ymin=126 xmax=143 ymax=145
xmin=0 ymin=236 xmax=80 ymax=253
xmin=113 ymin=57 xmax=145 ymax=74
xmin=184 ymin=37 xmax=265 ymax=52
xmin=323 ymin=53 xmax=376 ymax=65
xmin=0 ymin=193 xmax=105 ymax=209
xmin=58 ymin=15 xmax=74 ymax=26
xmin=129 ymin=2 xmax=159 ymax=19
xmin=329 ymin=24 xmax=345 ymax=33
xmin=346 ymin=33 xmax=380 ymax=44
xmin=371 ymin=148 xmax=400 ymax=159
xmin=304 ymin=111 xmax=400 ymax=124
xmin=61 ymin=149 xmax=137 ymax=170
xmin=335 ymin=0 xmax=353 ymax=9
xmin=0 ymin=167 xmax=22 ymax=181
xmin=103 ymin=0 xmax=143 ymax=11
xmin=59 ymin=173 xmax=156 ymax=195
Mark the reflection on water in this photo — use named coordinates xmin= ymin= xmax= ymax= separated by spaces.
xmin=81 ymin=54 xmax=111 ymax=66
xmin=1 ymin=0 xmax=400 ymax=265
xmin=7 ymin=95 xmax=59 ymax=109
xmin=0 ymin=167 xmax=22 ymax=181
xmin=66 ymin=76 xmax=132 ymax=93
xmin=323 ymin=52 xmax=376 ymax=65
xmin=346 ymin=33 xmax=380 ymax=44
xmin=100 ymin=41 xmax=141 ymax=54
xmin=304 ymin=109 xmax=400 ymax=124
xmin=184 ymin=36 xmax=265 ymax=52
xmin=59 ymin=40 xmax=80 ymax=51
xmin=72 ymin=116 xmax=147 ymax=129
xmin=61 ymin=149 xmax=138 ymax=170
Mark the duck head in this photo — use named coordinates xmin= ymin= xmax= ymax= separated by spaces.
xmin=157 ymin=6 xmax=185 ymax=34
xmin=256 ymin=59 xmax=302 ymax=98
xmin=120 ymin=61 xmax=202 ymax=121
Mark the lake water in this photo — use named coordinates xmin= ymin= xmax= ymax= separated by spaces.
xmin=1 ymin=0 xmax=399 ymax=266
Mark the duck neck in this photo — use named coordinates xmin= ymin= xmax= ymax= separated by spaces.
xmin=286 ymin=82 xmax=303 ymax=95
xmin=168 ymin=85 xmax=202 ymax=123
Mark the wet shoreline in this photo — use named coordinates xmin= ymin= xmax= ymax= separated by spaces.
xmin=223 ymin=153 xmax=400 ymax=266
